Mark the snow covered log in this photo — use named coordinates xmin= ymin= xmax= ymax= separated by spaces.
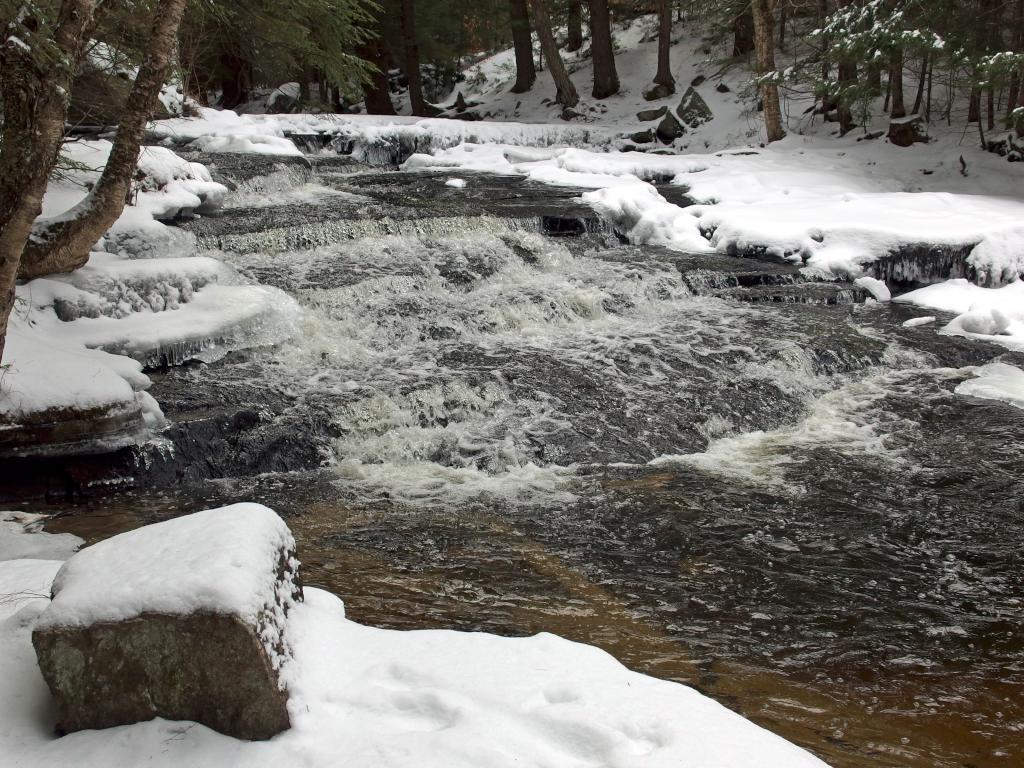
xmin=31 ymin=504 xmax=301 ymax=740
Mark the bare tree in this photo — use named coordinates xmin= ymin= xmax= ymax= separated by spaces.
xmin=529 ymin=0 xmax=578 ymax=107
xmin=751 ymin=0 xmax=785 ymax=142
xmin=587 ymin=0 xmax=619 ymax=98
xmin=0 ymin=0 xmax=100 ymax=361
xmin=18 ymin=0 xmax=190 ymax=281
xmin=509 ymin=0 xmax=536 ymax=92
xmin=653 ymin=0 xmax=675 ymax=93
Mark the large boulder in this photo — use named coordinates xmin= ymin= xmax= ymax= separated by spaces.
xmin=32 ymin=503 xmax=301 ymax=740
xmin=676 ymin=87 xmax=714 ymax=128
xmin=656 ymin=111 xmax=686 ymax=144
xmin=636 ymin=105 xmax=668 ymax=122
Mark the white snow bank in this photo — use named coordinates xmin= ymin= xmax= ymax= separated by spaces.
xmin=0 ymin=325 xmax=162 ymax=428
xmin=187 ymin=134 xmax=303 ymax=156
xmin=896 ymin=279 xmax=1024 ymax=350
xmin=37 ymin=504 xmax=295 ymax=631
xmin=403 ymin=142 xmax=1024 ymax=283
xmin=0 ymin=513 xmax=83 ymax=563
xmin=955 ymin=363 xmax=1024 ymax=410
xmin=0 ymin=528 xmax=827 ymax=768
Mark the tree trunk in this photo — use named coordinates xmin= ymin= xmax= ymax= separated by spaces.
xmin=653 ymin=0 xmax=674 ymax=90
xmin=18 ymin=0 xmax=189 ymax=281
xmin=1017 ymin=66 xmax=1024 ymax=138
xmin=219 ymin=53 xmax=249 ymax=108
xmin=837 ymin=59 xmax=857 ymax=134
xmin=0 ymin=0 xmax=100 ymax=362
xmin=509 ymin=0 xmax=537 ymax=92
xmin=400 ymin=0 xmax=426 ymax=115
xmin=359 ymin=35 xmax=396 ymax=115
xmin=912 ymin=52 xmax=928 ymax=114
xmin=318 ymin=71 xmax=328 ymax=104
xmin=587 ymin=0 xmax=619 ymax=98
xmin=733 ymin=6 xmax=755 ymax=57
xmin=968 ymin=86 xmax=980 ymax=124
xmin=566 ymin=0 xmax=584 ymax=53
xmin=752 ymin=0 xmax=785 ymax=142
xmin=890 ymin=48 xmax=905 ymax=118
xmin=529 ymin=0 xmax=578 ymax=107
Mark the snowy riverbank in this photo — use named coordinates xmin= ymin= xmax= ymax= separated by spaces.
xmin=0 ymin=508 xmax=828 ymax=767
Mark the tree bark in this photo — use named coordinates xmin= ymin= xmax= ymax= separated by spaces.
xmin=0 ymin=0 xmax=100 ymax=362
xmin=653 ymin=0 xmax=674 ymax=90
xmin=219 ymin=53 xmax=249 ymax=109
xmin=359 ymin=35 xmax=396 ymax=115
xmin=752 ymin=0 xmax=785 ymax=142
xmin=566 ymin=0 xmax=583 ymax=53
xmin=837 ymin=58 xmax=857 ymax=134
xmin=18 ymin=0 xmax=189 ymax=281
xmin=889 ymin=48 xmax=905 ymax=118
xmin=509 ymin=0 xmax=537 ymax=92
xmin=529 ymin=0 xmax=578 ymax=107
xmin=400 ymin=0 xmax=426 ymax=115
xmin=912 ymin=52 xmax=928 ymax=115
xmin=587 ymin=0 xmax=619 ymax=98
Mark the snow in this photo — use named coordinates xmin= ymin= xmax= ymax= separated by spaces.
xmin=37 ymin=503 xmax=296 ymax=634
xmin=0 ymin=513 xmax=82 ymax=563
xmin=895 ymin=279 xmax=1024 ymax=350
xmin=0 ymin=510 xmax=828 ymax=768
xmin=0 ymin=325 xmax=162 ymax=430
xmin=902 ymin=316 xmax=936 ymax=327
xmin=854 ymin=276 xmax=891 ymax=302
xmin=955 ymin=363 xmax=1024 ymax=410
xmin=444 ymin=177 xmax=466 ymax=188
xmin=3 ymin=141 xmax=298 ymax=433
xmin=403 ymin=142 xmax=1024 ymax=284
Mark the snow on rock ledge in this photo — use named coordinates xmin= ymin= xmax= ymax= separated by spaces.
xmin=32 ymin=504 xmax=300 ymax=740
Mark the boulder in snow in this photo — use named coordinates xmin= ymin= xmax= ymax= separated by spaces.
xmin=629 ymin=128 xmax=656 ymax=144
xmin=32 ymin=504 xmax=301 ymax=740
xmin=888 ymin=115 xmax=928 ymax=147
xmin=642 ymin=82 xmax=674 ymax=101
xmin=656 ymin=111 xmax=686 ymax=144
xmin=636 ymin=105 xmax=668 ymax=122
xmin=676 ymin=87 xmax=713 ymax=128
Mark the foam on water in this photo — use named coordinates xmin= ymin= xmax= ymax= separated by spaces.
xmin=199 ymin=227 xmax=922 ymax=506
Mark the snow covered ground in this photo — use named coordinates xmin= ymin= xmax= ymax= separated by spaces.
xmin=0 ymin=508 xmax=828 ymax=767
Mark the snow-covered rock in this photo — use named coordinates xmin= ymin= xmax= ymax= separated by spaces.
xmin=32 ymin=504 xmax=299 ymax=740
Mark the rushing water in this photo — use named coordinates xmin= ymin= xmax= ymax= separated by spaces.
xmin=14 ymin=152 xmax=1024 ymax=767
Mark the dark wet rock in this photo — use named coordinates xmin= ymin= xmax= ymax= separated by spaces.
xmin=721 ymin=282 xmax=868 ymax=305
xmin=0 ymin=402 xmax=148 ymax=460
xmin=560 ymin=107 xmax=583 ymax=121
xmin=656 ymin=111 xmax=686 ymax=144
xmin=716 ymin=82 xmax=731 ymax=93
xmin=677 ymin=87 xmax=713 ymax=128
xmin=690 ymin=75 xmax=706 ymax=87
xmin=637 ymin=106 xmax=668 ymax=122
xmin=642 ymin=82 xmax=675 ymax=101
xmin=32 ymin=510 xmax=299 ymax=740
xmin=629 ymin=128 xmax=656 ymax=144
xmin=888 ymin=115 xmax=928 ymax=147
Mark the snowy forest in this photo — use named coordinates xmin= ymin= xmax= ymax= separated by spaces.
xmin=1 ymin=1 xmax=1023 ymax=768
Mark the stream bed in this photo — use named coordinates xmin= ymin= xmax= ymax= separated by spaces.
xmin=7 ymin=151 xmax=1024 ymax=767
